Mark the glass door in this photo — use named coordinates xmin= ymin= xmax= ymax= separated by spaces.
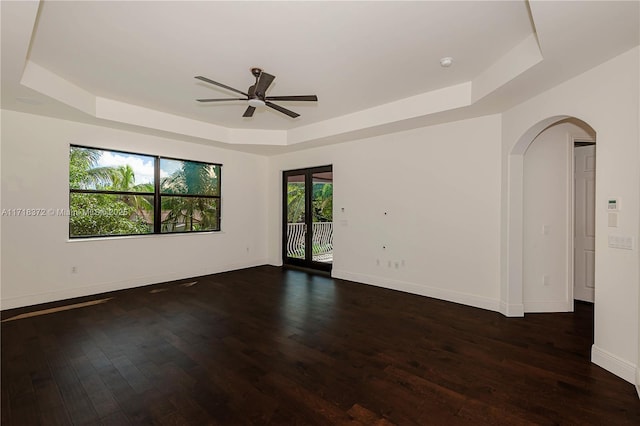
xmin=284 ymin=171 xmax=307 ymax=263
xmin=283 ymin=165 xmax=333 ymax=271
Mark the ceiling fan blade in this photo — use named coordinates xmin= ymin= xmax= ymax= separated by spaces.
xmin=265 ymin=101 xmax=299 ymax=118
xmin=255 ymin=72 xmax=275 ymax=96
xmin=195 ymin=76 xmax=248 ymax=97
xmin=197 ymin=98 xmax=246 ymax=102
xmin=265 ymin=95 xmax=318 ymax=102
xmin=243 ymin=106 xmax=256 ymax=117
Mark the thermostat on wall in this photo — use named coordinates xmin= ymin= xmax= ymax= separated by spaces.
xmin=607 ymin=198 xmax=620 ymax=211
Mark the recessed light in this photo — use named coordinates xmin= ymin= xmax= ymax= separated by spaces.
xmin=440 ymin=57 xmax=453 ymax=68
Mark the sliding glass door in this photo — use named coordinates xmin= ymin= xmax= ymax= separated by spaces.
xmin=283 ymin=166 xmax=333 ymax=271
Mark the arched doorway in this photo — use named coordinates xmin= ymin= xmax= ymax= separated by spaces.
xmin=505 ymin=116 xmax=596 ymax=315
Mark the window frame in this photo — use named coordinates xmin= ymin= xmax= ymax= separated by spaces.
xmin=69 ymin=144 xmax=222 ymax=239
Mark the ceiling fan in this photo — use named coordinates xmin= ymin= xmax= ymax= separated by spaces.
xmin=195 ymin=68 xmax=318 ymax=118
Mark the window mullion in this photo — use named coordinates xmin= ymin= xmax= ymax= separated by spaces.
xmin=154 ymin=156 xmax=161 ymax=234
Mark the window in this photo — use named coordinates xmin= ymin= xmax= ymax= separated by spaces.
xmin=159 ymin=158 xmax=221 ymax=233
xmin=69 ymin=145 xmax=221 ymax=238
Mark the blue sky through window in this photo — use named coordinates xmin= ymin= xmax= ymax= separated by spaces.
xmin=96 ymin=151 xmax=181 ymax=185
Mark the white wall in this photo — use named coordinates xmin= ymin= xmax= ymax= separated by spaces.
xmin=523 ymin=121 xmax=593 ymax=312
xmin=637 ymin=12 xmax=640 ymax=395
xmin=502 ymin=47 xmax=640 ymax=383
xmin=0 ymin=110 xmax=269 ymax=309
xmin=268 ymin=114 xmax=503 ymax=311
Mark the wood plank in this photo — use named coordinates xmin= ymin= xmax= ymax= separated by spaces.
xmin=1 ymin=266 xmax=639 ymax=425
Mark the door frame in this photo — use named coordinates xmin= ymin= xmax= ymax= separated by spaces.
xmin=282 ymin=165 xmax=333 ymax=272
xmin=504 ymin=116 xmax=596 ymax=317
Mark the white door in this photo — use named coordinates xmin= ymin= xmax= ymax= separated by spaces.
xmin=574 ymin=145 xmax=596 ymax=302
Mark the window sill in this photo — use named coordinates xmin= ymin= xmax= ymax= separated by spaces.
xmin=67 ymin=231 xmax=224 ymax=243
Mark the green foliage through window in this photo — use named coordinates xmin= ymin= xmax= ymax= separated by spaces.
xmin=287 ymin=182 xmax=333 ymax=223
xmin=69 ymin=146 xmax=221 ymax=238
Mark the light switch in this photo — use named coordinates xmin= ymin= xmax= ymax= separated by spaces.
xmin=608 ymin=212 xmax=618 ymax=227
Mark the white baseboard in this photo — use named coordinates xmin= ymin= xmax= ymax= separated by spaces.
xmin=636 ymin=368 xmax=640 ymax=399
xmin=1 ymin=259 xmax=269 ymax=310
xmin=499 ymin=300 xmax=525 ymax=317
xmin=523 ymin=300 xmax=573 ymax=313
xmin=591 ymin=344 xmax=636 ymax=384
xmin=332 ymin=269 xmax=501 ymax=313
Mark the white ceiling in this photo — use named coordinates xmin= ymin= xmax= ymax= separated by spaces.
xmin=29 ymin=1 xmax=532 ymax=129
xmin=1 ymin=1 xmax=639 ymax=153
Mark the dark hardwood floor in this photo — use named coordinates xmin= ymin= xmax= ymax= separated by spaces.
xmin=2 ymin=266 xmax=639 ymax=425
